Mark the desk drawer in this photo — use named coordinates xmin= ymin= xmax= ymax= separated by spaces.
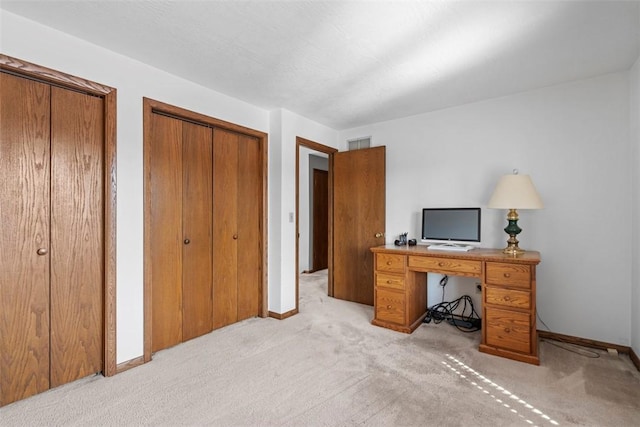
xmin=376 ymin=253 xmax=405 ymax=274
xmin=485 ymin=286 xmax=530 ymax=309
xmin=375 ymin=288 xmax=405 ymax=325
xmin=408 ymin=256 xmax=481 ymax=276
xmin=376 ymin=272 xmax=405 ymax=291
xmin=486 ymin=262 xmax=531 ymax=288
xmin=485 ymin=308 xmax=531 ymax=354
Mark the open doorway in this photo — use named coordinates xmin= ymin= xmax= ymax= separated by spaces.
xmin=295 ymin=137 xmax=337 ymax=311
xmin=301 ymin=156 xmax=328 ymax=273
xmin=311 ymin=167 xmax=329 ymax=271
xmin=296 ymin=138 xmax=386 ymax=311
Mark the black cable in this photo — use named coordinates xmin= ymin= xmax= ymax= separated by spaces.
xmin=423 ymin=275 xmax=481 ymax=332
xmin=536 ymin=310 xmax=600 ymax=359
xmin=439 ymin=274 xmax=448 ymax=302
xmin=426 ymin=296 xmax=482 ymax=332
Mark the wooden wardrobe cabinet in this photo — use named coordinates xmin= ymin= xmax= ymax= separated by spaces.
xmin=1 ymin=72 xmax=104 ymax=406
xmin=148 ymin=112 xmax=262 ymax=353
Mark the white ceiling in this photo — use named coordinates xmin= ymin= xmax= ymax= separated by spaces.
xmin=2 ymin=1 xmax=639 ymax=130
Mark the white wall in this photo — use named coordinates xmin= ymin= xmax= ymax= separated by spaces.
xmin=1 ymin=11 xmax=270 ymax=363
xmin=631 ymin=57 xmax=640 ymax=356
xmin=339 ymin=73 xmax=633 ymax=346
xmin=268 ymin=110 xmax=284 ymax=316
xmin=272 ymin=110 xmax=337 ymax=313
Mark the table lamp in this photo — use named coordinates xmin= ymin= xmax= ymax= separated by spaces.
xmin=487 ymin=170 xmax=543 ymax=255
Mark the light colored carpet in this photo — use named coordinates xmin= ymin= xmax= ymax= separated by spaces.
xmin=1 ymin=270 xmax=639 ymax=426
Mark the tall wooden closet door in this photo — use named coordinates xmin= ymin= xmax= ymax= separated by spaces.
xmin=0 ymin=73 xmax=52 ymax=406
xmin=149 ymin=114 xmax=214 ymax=351
xmin=150 ymin=114 xmax=183 ymax=352
xmin=49 ymin=87 xmax=104 ymax=387
xmin=237 ymin=135 xmax=261 ymax=321
xmin=181 ymin=122 xmax=213 ymax=341
xmin=212 ymin=129 xmax=239 ymax=329
xmin=0 ymin=74 xmax=104 ymax=406
xmin=212 ymin=130 xmax=261 ymax=328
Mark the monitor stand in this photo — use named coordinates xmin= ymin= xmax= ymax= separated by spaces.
xmin=428 ymin=243 xmax=474 ymax=252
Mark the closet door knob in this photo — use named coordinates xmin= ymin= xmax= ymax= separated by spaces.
xmin=36 ymin=248 xmax=48 ymax=256
xmin=233 ymin=234 xmax=238 ymax=240
xmin=184 ymin=239 xmax=190 ymax=245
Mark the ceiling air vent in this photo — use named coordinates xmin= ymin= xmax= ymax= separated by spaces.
xmin=347 ymin=136 xmax=371 ymax=151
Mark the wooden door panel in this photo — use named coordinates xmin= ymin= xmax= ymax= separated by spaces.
xmin=50 ymin=87 xmax=104 ymax=387
xmin=312 ymin=169 xmax=329 ymax=271
xmin=237 ymin=135 xmax=261 ymax=321
xmin=333 ymin=152 xmax=359 ymax=303
xmin=0 ymin=73 xmax=51 ymax=405
xmin=212 ymin=129 xmax=239 ymax=329
xmin=150 ymin=114 xmax=183 ymax=352
xmin=182 ymin=122 xmax=213 ymax=341
xmin=333 ymin=147 xmax=385 ymax=305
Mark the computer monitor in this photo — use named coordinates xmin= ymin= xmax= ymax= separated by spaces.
xmin=421 ymin=207 xmax=481 ymax=247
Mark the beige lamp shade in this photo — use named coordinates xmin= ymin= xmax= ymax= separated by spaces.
xmin=487 ymin=174 xmax=543 ymax=210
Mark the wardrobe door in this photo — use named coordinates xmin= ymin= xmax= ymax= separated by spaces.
xmin=237 ymin=135 xmax=261 ymax=321
xmin=212 ymin=129 xmax=239 ymax=329
xmin=212 ymin=130 xmax=261 ymax=328
xmin=0 ymin=73 xmax=51 ymax=406
xmin=150 ymin=114 xmax=183 ymax=352
xmin=49 ymin=87 xmax=104 ymax=386
xmin=181 ymin=122 xmax=213 ymax=341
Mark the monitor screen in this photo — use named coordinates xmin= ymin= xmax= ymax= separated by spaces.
xmin=421 ymin=208 xmax=481 ymax=244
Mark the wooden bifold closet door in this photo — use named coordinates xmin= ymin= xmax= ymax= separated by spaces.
xmin=212 ymin=128 xmax=261 ymax=329
xmin=0 ymin=72 xmax=104 ymax=406
xmin=150 ymin=114 xmax=213 ymax=352
xmin=149 ymin=113 xmax=261 ymax=353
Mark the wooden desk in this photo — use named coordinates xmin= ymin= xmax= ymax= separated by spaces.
xmin=370 ymin=245 xmax=541 ymax=365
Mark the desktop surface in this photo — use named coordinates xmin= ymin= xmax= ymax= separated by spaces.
xmin=374 ymin=244 xmax=540 ymax=263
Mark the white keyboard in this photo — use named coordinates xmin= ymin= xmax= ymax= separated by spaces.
xmin=428 ymin=244 xmax=475 ymax=252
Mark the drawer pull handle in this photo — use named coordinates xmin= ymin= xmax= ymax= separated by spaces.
xmin=504 ymin=328 xmax=511 ymax=333
xmin=386 ymin=261 xmax=392 ymax=265
xmin=504 ymin=296 xmax=511 ymax=301
xmin=438 ymin=262 xmax=444 ymax=267
xmin=387 ymin=280 xmax=392 ymax=284
xmin=504 ymin=273 xmax=511 ymax=278
xmin=386 ymin=305 xmax=392 ymax=309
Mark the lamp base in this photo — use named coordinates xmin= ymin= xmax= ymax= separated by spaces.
xmin=502 ymin=209 xmax=525 ymax=256
xmin=502 ymin=240 xmax=525 ymax=256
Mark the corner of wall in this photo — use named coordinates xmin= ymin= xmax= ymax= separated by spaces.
xmin=277 ymin=109 xmax=339 ymax=313
xmin=630 ymin=55 xmax=640 ymax=356
xmin=267 ymin=109 xmax=284 ymax=313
